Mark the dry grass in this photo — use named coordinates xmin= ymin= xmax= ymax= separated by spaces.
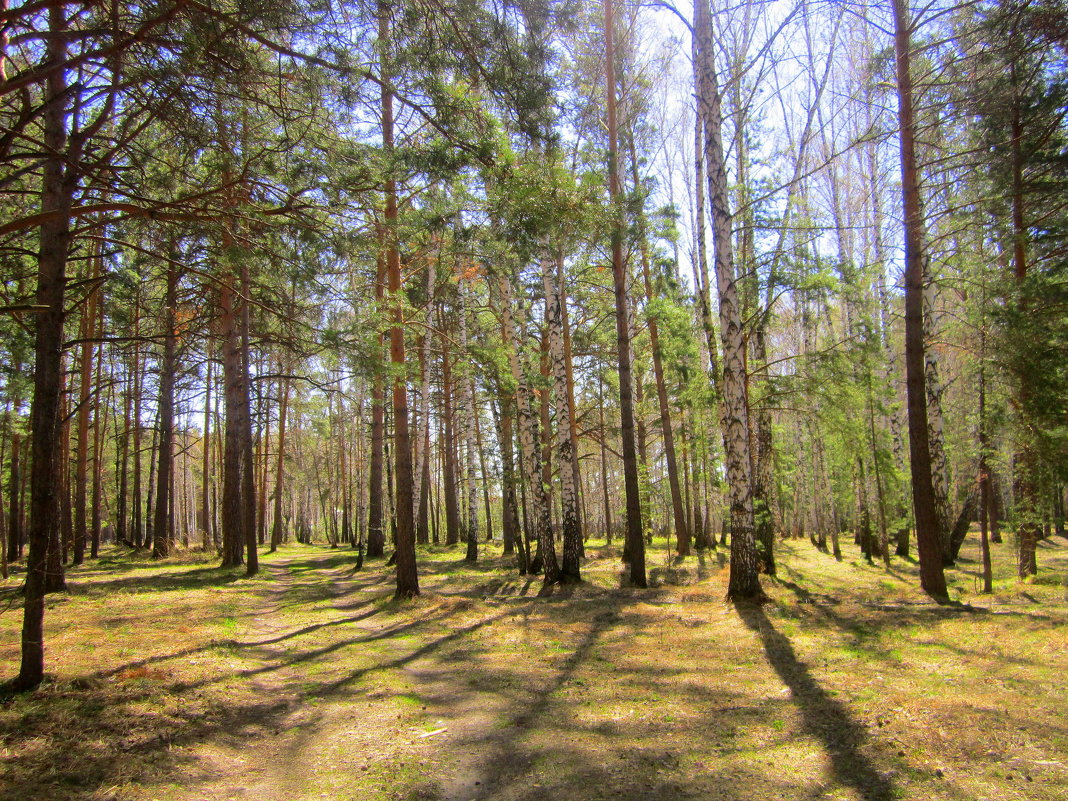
xmin=0 ymin=532 xmax=1065 ymax=801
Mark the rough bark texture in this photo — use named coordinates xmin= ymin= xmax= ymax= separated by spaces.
xmin=220 ymin=279 xmax=245 ymax=569
xmin=441 ymin=328 xmax=461 ymax=546
xmin=501 ymin=273 xmax=558 ymax=585
xmin=367 ymin=251 xmax=386 ymax=558
xmin=270 ymin=367 xmax=290 ymax=552
xmin=627 ymin=147 xmax=689 ymax=556
xmin=459 ymin=274 xmax=479 ymax=563
xmin=543 ymin=255 xmax=581 ymax=582
xmin=153 ymin=263 xmax=178 ymax=559
xmin=893 ymin=0 xmax=948 ymax=600
xmin=694 ymin=0 xmax=761 ymax=601
xmin=380 ymin=3 xmax=418 ymax=598
xmin=605 ymin=0 xmax=646 ymax=588
xmin=16 ymin=1 xmax=71 ymax=690
xmin=922 ymin=276 xmax=953 ymax=560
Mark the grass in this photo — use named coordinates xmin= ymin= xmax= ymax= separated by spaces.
xmin=0 ymin=532 xmax=1065 ymax=801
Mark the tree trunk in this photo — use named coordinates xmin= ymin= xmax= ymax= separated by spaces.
xmin=270 ymin=366 xmax=290 ymax=552
xmin=543 ymin=254 xmax=582 ymax=581
xmin=201 ymin=345 xmax=213 ymax=550
xmin=367 ymin=250 xmax=387 ymax=558
xmin=1008 ymin=74 xmax=1039 ymax=579
xmin=892 ymin=0 xmax=948 ymax=600
xmin=694 ymin=0 xmax=761 ymax=601
xmin=16 ymin=1 xmax=72 ymax=690
xmin=605 ymin=0 xmax=645 ymax=588
xmin=153 ymin=261 xmax=178 ymax=559
xmin=73 ymin=246 xmax=101 ymax=566
xmin=627 ymin=142 xmax=689 ymax=556
xmin=380 ymin=2 xmax=418 ymax=598
xmin=220 ymin=276 xmax=245 ymax=568
xmin=238 ymin=258 xmax=258 ymax=575
xmin=441 ymin=324 xmax=461 ymax=546
xmin=7 ymin=433 xmax=21 ymax=563
xmin=459 ymin=271 xmax=479 ymax=562
xmin=501 ymin=272 xmax=558 ymax=584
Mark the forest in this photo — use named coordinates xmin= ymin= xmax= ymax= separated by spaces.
xmin=0 ymin=1 xmax=1066 ymax=800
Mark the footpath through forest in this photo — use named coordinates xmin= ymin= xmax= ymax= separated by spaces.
xmin=1 ymin=536 xmax=1066 ymax=801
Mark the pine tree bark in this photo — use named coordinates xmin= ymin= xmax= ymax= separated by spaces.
xmin=440 ymin=324 xmax=461 ymax=546
xmin=626 ymin=143 xmax=689 ymax=556
xmin=16 ymin=1 xmax=72 ymax=690
xmin=153 ymin=261 xmax=178 ymax=559
xmin=367 ymin=251 xmax=387 ymax=558
xmin=220 ymin=276 xmax=245 ymax=568
xmin=1008 ymin=74 xmax=1039 ymax=578
xmin=459 ymin=271 xmax=479 ymax=562
xmin=893 ymin=0 xmax=948 ymax=600
xmin=604 ymin=0 xmax=646 ymax=588
xmin=270 ymin=364 xmax=290 ymax=552
xmin=73 ymin=246 xmax=101 ymax=566
xmin=380 ymin=2 xmax=418 ymax=597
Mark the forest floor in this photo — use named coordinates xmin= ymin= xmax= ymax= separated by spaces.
xmin=0 ymin=531 xmax=1066 ymax=801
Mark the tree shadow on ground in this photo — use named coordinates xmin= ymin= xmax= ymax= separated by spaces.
xmin=734 ymin=600 xmax=897 ymax=801
xmin=68 ymin=565 xmax=244 ymax=597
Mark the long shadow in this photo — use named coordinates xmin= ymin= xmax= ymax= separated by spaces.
xmin=734 ymin=601 xmax=897 ymax=801
xmin=69 ymin=565 xmax=243 ymax=596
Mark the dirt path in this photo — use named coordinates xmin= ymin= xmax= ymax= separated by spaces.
xmin=4 ymin=537 xmax=1065 ymax=801
xmin=128 ymin=539 xmax=1068 ymax=801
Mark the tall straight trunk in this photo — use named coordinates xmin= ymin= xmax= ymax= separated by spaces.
xmin=978 ymin=318 xmax=993 ymax=593
xmin=1008 ymin=73 xmax=1039 ymax=578
xmin=538 ymin=332 xmax=553 ymax=517
xmin=56 ymin=387 xmax=71 ymax=581
xmin=473 ymin=407 xmax=494 ymax=543
xmin=116 ymin=350 xmax=131 ymax=546
xmin=922 ymin=276 xmax=953 ymax=562
xmin=367 ymin=251 xmax=386 ymax=558
xmin=131 ymin=295 xmax=144 ymax=548
xmin=441 ymin=329 xmax=461 ymax=546
xmin=413 ymin=259 xmax=435 ymax=537
xmin=380 ymin=2 xmax=418 ymax=597
xmin=16 ymin=1 xmax=72 ymax=690
xmin=337 ymin=389 xmax=350 ymax=545
xmin=867 ymin=377 xmax=891 ymax=568
xmin=153 ymin=261 xmax=178 ymax=559
xmin=605 ymin=0 xmax=645 ymax=588
xmin=201 ymin=345 xmax=213 ymax=549
xmin=8 ymin=433 xmax=20 ymax=563
xmin=73 ymin=246 xmax=101 ymax=565
xmin=690 ymin=19 xmax=719 ymax=387
xmin=597 ymin=377 xmax=614 ymax=544
xmin=751 ymin=326 xmax=776 ymax=575
xmin=270 ymin=366 xmax=290 ymax=552
xmin=494 ymin=399 xmax=518 ymax=555
xmin=694 ymin=0 xmax=761 ymax=600
xmin=258 ymin=372 xmax=273 ymax=546
xmin=543 ymin=255 xmax=582 ymax=580
xmin=558 ymin=256 xmax=584 ymax=545
xmin=459 ymin=272 xmax=479 ymax=562
xmin=238 ymin=258 xmax=258 ymax=575
xmin=417 ymin=422 xmax=431 ymax=545
xmin=892 ymin=0 xmax=948 ymax=599
xmin=90 ymin=308 xmax=106 ymax=558
xmin=501 ymin=272 xmax=558 ymax=584
xmin=220 ymin=277 xmax=245 ymax=568
xmin=492 ymin=277 xmax=524 ymax=569
xmin=627 ymin=142 xmax=689 ymax=556
xmin=145 ymin=410 xmax=159 ymax=550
